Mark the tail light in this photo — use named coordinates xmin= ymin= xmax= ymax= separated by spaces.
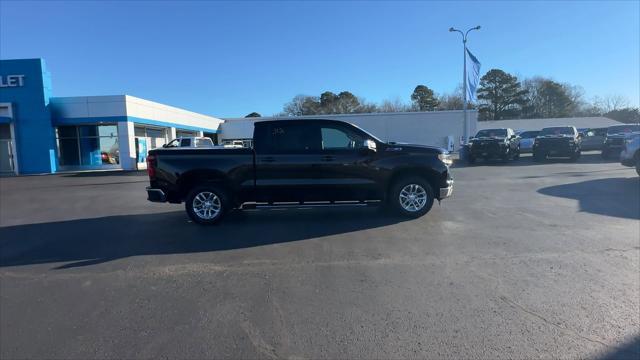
xmin=146 ymin=154 xmax=157 ymax=178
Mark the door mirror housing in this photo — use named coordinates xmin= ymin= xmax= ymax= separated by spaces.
xmin=365 ymin=139 xmax=377 ymax=152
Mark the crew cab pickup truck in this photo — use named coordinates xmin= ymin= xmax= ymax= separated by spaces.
xmin=146 ymin=119 xmax=454 ymax=224
xmin=467 ymin=128 xmax=520 ymax=163
xmin=602 ymin=124 xmax=640 ymax=159
xmin=533 ymin=126 xmax=581 ymax=162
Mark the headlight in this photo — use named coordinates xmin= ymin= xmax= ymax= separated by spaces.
xmin=438 ymin=153 xmax=453 ymax=166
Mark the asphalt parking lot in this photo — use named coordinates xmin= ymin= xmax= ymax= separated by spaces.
xmin=1 ymin=152 xmax=638 ymax=359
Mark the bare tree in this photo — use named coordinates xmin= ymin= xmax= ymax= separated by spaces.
xmin=379 ymin=98 xmax=411 ymax=112
xmin=601 ymin=95 xmax=630 ymax=113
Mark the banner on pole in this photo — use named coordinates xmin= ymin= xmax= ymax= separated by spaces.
xmin=466 ymin=48 xmax=481 ymax=103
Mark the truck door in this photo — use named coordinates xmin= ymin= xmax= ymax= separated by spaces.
xmin=317 ymin=122 xmax=380 ymax=201
xmin=253 ymin=121 xmax=325 ymax=202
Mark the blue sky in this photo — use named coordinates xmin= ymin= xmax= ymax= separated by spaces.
xmin=1 ymin=0 xmax=638 ymax=118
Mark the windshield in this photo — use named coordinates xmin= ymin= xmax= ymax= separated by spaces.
xmin=607 ymin=125 xmax=640 ymax=135
xmin=475 ymin=129 xmax=507 ymax=138
xmin=519 ymin=131 xmax=539 ymax=139
xmin=539 ymin=127 xmax=575 ymax=136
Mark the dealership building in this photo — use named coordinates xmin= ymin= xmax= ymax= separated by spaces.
xmin=0 ymin=58 xmax=222 ymax=175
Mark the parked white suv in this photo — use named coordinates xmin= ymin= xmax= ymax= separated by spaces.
xmin=620 ymin=133 xmax=640 ymax=176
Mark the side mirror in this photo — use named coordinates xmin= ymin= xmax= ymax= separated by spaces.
xmin=360 ymin=139 xmax=377 ymax=154
xmin=510 ymin=135 xmax=517 ymax=139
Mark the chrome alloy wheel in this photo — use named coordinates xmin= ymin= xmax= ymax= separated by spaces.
xmin=192 ymin=191 xmax=221 ymax=220
xmin=399 ymin=184 xmax=428 ymax=212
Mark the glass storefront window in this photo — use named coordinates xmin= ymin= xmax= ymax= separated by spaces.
xmin=55 ymin=124 xmax=119 ymax=168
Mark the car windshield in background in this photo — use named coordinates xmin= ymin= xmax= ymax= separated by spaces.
xmin=540 ymin=127 xmax=574 ymax=136
xmin=519 ymin=131 xmax=539 ymax=139
xmin=475 ymin=129 xmax=507 ymax=138
xmin=607 ymin=125 xmax=640 ymax=135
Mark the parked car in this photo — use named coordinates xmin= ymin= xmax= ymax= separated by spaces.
xmin=602 ymin=124 xmax=640 ymax=159
xmin=146 ymin=119 xmax=454 ymax=224
xmin=517 ymin=130 xmax=540 ymax=153
xmin=163 ymin=137 xmax=214 ymax=148
xmin=533 ymin=126 xmax=581 ymax=162
xmin=620 ymin=132 xmax=640 ymax=176
xmin=467 ymin=128 xmax=520 ymax=163
xmin=578 ymin=127 xmax=607 ymax=151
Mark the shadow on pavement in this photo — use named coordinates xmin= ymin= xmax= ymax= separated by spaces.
xmin=62 ymin=170 xmax=146 ymax=178
xmin=0 ymin=208 xmax=406 ymax=269
xmin=538 ymin=177 xmax=640 ymax=220
xmin=452 ymin=152 xmax=615 ymax=168
xmin=597 ymin=335 xmax=640 ymax=360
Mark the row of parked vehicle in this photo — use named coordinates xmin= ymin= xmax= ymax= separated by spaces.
xmin=467 ymin=124 xmax=640 ymax=173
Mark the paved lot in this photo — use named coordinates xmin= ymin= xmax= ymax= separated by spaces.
xmin=1 ymin=153 xmax=639 ymax=359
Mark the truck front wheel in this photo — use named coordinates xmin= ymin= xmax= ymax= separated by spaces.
xmin=185 ymin=185 xmax=229 ymax=225
xmin=389 ymin=177 xmax=434 ymax=218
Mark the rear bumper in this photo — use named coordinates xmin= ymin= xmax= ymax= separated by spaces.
xmin=439 ymin=179 xmax=454 ymax=200
xmin=146 ymin=187 xmax=167 ymax=202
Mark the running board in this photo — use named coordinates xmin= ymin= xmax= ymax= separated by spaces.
xmin=241 ymin=200 xmax=381 ymax=210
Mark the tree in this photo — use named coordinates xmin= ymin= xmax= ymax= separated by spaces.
xmin=411 ymin=85 xmax=440 ymax=111
xmin=604 ymin=108 xmax=640 ymax=123
xmin=437 ymin=85 xmax=465 ymax=110
xmin=536 ymin=80 xmax=574 ymax=118
xmin=245 ymin=112 xmax=261 ymax=118
xmin=282 ymin=95 xmax=320 ymax=116
xmin=477 ymin=69 xmax=528 ymax=120
xmin=379 ymin=98 xmax=411 ymax=112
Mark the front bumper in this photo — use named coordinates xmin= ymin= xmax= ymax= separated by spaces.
xmin=146 ymin=187 xmax=167 ymax=202
xmin=439 ymin=179 xmax=454 ymax=200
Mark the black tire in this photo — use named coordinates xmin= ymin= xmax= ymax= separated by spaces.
xmin=185 ymin=185 xmax=230 ymax=225
xmin=533 ymin=151 xmax=545 ymax=162
xmin=513 ymin=148 xmax=520 ymax=160
xmin=635 ymin=155 xmax=640 ymax=177
xmin=501 ymin=149 xmax=510 ymax=162
xmin=601 ymin=149 xmax=609 ymax=159
xmin=570 ymin=149 xmax=581 ymax=162
xmin=389 ymin=177 xmax=435 ymax=218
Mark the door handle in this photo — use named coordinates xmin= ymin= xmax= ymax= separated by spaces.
xmin=320 ymin=155 xmax=335 ymax=162
xmin=260 ymin=157 xmax=275 ymax=163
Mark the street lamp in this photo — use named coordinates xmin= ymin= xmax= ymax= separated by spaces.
xmin=450 ymin=26 xmax=481 ymax=146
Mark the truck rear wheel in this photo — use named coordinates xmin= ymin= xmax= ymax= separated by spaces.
xmin=185 ymin=185 xmax=229 ymax=225
xmin=389 ymin=177 xmax=434 ymax=218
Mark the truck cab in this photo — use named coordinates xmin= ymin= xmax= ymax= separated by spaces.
xmin=146 ymin=119 xmax=454 ymax=224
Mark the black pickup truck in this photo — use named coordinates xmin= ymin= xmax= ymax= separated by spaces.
xmin=533 ymin=126 xmax=582 ymax=162
xmin=467 ymin=128 xmax=520 ymax=163
xmin=146 ymin=119 xmax=454 ymax=224
xmin=601 ymin=124 xmax=640 ymax=159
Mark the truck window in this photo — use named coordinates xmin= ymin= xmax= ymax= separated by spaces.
xmin=321 ymin=126 xmax=364 ymax=150
xmin=180 ymin=138 xmax=191 ymax=147
xmin=265 ymin=123 xmax=321 ymax=153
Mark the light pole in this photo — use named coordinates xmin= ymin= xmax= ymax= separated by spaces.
xmin=449 ymin=25 xmax=480 ymax=147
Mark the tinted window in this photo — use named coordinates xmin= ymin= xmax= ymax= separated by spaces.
xmin=267 ymin=123 xmax=321 ymax=153
xmin=519 ymin=131 xmax=539 ymax=139
xmin=607 ymin=125 xmax=640 ymax=135
xmin=321 ymin=126 xmax=365 ymax=150
xmin=475 ymin=129 xmax=507 ymax=138
xmin=540 ymin=127 xmax=575 ymax=136
xmin=180 ymin=139 xmax=191 ymax=147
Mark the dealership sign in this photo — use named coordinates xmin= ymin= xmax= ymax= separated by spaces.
xmin=0 ymin=75 xmax=25 ymax=88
